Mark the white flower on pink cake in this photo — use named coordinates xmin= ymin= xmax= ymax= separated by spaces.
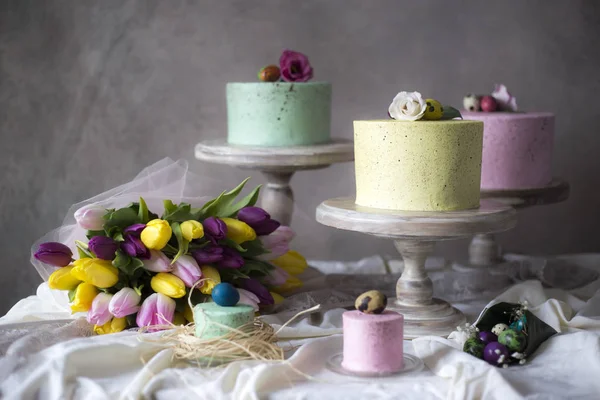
xmin=491 ymin=84 xmax=518 ymax=112
xmin=388 ymin=91 xmax=427 ymax=121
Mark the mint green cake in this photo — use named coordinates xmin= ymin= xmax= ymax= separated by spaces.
xmin=194 ymin=302 xmax=255 ymax=339
xmin=226 ymin=82 xmax=332 ymax=147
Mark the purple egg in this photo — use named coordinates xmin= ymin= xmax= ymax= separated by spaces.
xmin=483 ymin=342 xmax=510 ymax=366
xmin=478 ymin=331 xmax=498 ymax=344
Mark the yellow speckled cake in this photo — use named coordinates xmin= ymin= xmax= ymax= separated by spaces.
xmin=354 ymin=117 xmax=483 ymax=211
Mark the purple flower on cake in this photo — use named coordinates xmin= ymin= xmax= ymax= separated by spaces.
xmin=388 ymin=91 xmax=427 ymax=121
xmin=279 ymin=50 xmax=313 ymax=82
xmin=491 ymin=84 xmax=517 ymax=112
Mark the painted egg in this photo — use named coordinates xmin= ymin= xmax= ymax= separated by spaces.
xmin=483 ymin=341 xmax=510 ymax=366
xmin=258 ymin=65 xmax=281 ymax=82
xmin=480 ymin=95 xmax=498 ymax=112
xmin=463 ymin=94 xmax=481 ymax=112
xmin=491 ymin=323 xmax=510 ymax=336
xmin=212 ymin=283 xmax=240 ymax=307
xmin=355 ymin=290 xmax=387 ymax=314
xmin=463 ymin=337 xmax=485 ymax=359
xmin=478 ymin=331 xmax=498 ymax=344
xmin=498 ymin=329 xmax=526 ymax=352
xmin=423 ymin=99 xmax=443 ymax=120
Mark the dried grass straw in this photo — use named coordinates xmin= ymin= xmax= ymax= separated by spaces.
xmin=140 ymin=278 xmax=320 ymax=368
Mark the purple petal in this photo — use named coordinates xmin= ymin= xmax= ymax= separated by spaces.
xmin=203 ymin=217 xmax=227 ymax=241
xmin=253 ymin=219 xmax=280 ymax=236
xmin=88 ymin=236 xmax=119 ymax=260
xmin=124 ymin=224 xmax=146 ymax=236
xmin=34 ymin=242 xmax=73 ymax=267
xmin=239 ymin=278 xmax=274 ymax=305
xmin=136 ymin=293 xmax=158 ymax=327
xmin=192 ymin=245 xmax=224 ymax=264
xmin=156 ymin=293 xmax=175 ymax=325
xmin=218 ymin=247 xmax=244 ymax=269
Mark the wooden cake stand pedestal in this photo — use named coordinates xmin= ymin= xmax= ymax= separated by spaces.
xmin=195 ymin=139 xmax=354 ymax=226
xmin=455 ymin=179 xmax=570 ymax=276
xmin=316 ymin=198 xmax=517 ymax=338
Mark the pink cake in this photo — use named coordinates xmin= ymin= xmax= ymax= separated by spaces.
xmin=462 ymin=111 xmax=554 ymax=190
xmin=341 ymin=310 xmax=404 ymax=374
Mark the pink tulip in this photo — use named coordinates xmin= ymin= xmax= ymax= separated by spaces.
xmin=142 ymin=250 xmax=172 ymax=273
xmin=109 ymin=287 xmax=141 ymax=318
xmin=171 ymin=255 xmax=202 ymax=288
xmin=257 ymin=226 xmax=295 ymax=261
xmin=136 ymin=293 xmax=175 ymax=329
xmin=74 ymin=205 xmax=107 ymax=231
xmin=87 ymin=293 xmax=113 ymax=326
xmin=237 ymin=288 xmax=260 ymax=311
xmin=263 ymin=265 xmax=290 ymax=286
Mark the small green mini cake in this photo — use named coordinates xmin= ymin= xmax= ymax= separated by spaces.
xmin=194 ymin=302 xmax=255 ymax=339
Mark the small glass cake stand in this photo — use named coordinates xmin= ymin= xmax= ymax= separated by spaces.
xmin=316 ymin=198 xmax=517 ymax=338
xmin=453 ymin=179 xmax=570 ymax=284
xmin=326 ymin=353 xmax=423 ymax=378
xmin=195 ymin=139 xmax=354 ymax=226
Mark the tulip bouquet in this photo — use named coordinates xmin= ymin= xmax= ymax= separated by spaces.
xmin=33 ymin=178 xmax=307 ymax=335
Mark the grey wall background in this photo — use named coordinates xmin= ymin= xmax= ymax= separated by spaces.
xmin=1 ymin=0 xmax=599 ymax=315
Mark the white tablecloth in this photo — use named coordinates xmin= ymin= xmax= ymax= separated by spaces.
xmin=1 ymin=254 xmax=600 ymax=400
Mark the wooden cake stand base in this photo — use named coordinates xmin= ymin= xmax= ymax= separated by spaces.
xmin=316 ymin=198 xmax=517 ymax=338
xmin=195 ymin=139 xmax=354 ymax=226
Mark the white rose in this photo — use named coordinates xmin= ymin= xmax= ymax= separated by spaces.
xmin=388 ymin=91 xmax=427 ymax=121
xmin=491 ymin=84 xmax=518 ymax=112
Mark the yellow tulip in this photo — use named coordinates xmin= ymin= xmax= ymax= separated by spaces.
xmin=48 ymin=265 xmax=81 ymax=290
xmin=173 ymin=311 xmax=186 ymax=326
xmin=221 ymin=218 xmax=256 ymax=244
xmin=181 ymin=220 xmax=204 ymax=241
xmin=270 ymin=291 xmax=285 ymax=305
xmin=271 ymin=275 xmax=303 ymax=294
xmin=183 ymin=304 xmax=194 ymax=322
xmin=270 ymin=250 xmax=308 ymax=275
xmin=151 ymin=272 xmax=186 ymax=298
xmin=94 ymin=317 xmax=127 ymax=335
xmin=70 ymin=283 xmax=99 ymax=313
xmin=140 ymin=219 xmax=172 ymax=250
xmin=199 ymin=265 xmax=221 ymax=295
xmin=71 ymin=258 xmax=119 ymax=289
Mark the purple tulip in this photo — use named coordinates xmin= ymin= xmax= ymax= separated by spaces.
xmin=142 ymin=250 xmax=172 ymax=273
xmin=34 ymin=242 xmax=73 ymax=267
xmin=279 ymin=50 xmax=313 ymax=83
xmin=237 ymin=288 xmax=260 ymax=311
xmin=203 ymin=217 xmax=227 ymax=243
xmin=192 ymin=245 xmax=224 ymax=264
xmin=218 ymin=247 xmax=245 ymax=269
xmin=172 ymin=255 xmax=202 ymax=287
xmin=136 ymin=293 xmax=175 ymax=329
xmin=87 ymin=292 xmax=113 ymax=326
xmin=121 ymin=224 xmax=150 ymax=259
xmin=239 ymin=278 xmax=274 ymax=305
xmin=237 ymin=207 xmax=280 ymax=236
xmin=109 ymin=287 xmax=141 ymax=318
xmin=264 ymin=266 xmax=290 ymax=286
xmin=257 ymin=226 xmax=295 ymax=260
xmin=88 ymin=236 xmax=119 ymax=260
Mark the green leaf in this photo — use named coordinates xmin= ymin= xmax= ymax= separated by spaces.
xmin=113 ymin=232 xmax=125 ymax=242
xmin=126 ymin=314 xmax=137 ymax=328
xmin=440 ymin=106 xmax=463 ymax=120
xmin=239 ymin=259 xmax=274 ymax=278
xmin=138 ymin=197 xmax=150 ymax=224
xmin=199 ymin=177 xmax=252 ymax=218
xmin=170 ymin=222 xmax=189 ymax=264
xmin=163 ymin=200 xmax=178 ymax=216
xmin=104 ymin=208 xmax=140 ymax=232
xmin=112 ymin=250 xmax=132 ymax=270
xmin=162 ymin=202 xmax=198 ymax=222
xmin=188 ymin=241 xmax=210 ymax=251
xmin=68 ymin=288 xmax=77 ymax=302
xmin=219 ymin=268 xmax=250 ymax=282
xmin=75 ymin=240 xmax=93 ymax=258
xmin=112 ymin=250 xmax=146 ymax=277
xmin=86 ymin=230 xmax=106 ymax=240
xmin=241 ymin=239 xmax=268 ymax=258
xmin=221 ymin=238 xmax=247 ymax=253
xmin=223 ymin=185 xmax=262 ymax=217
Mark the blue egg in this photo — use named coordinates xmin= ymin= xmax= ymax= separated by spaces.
xmin=212 ymin=283 xmax=240 ymax=307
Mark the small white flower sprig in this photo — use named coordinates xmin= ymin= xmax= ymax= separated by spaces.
xmin=389 ymin=91 xmax=462 ymax=121
xmin=463 ymin=84 xmax=518 ymax=112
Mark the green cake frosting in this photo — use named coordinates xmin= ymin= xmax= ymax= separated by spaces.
xmin=194 ymin=302 xmax=255 ymax=339
xmin=226 ymin=82 xmax=332 ymax=147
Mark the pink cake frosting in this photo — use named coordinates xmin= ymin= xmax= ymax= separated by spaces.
xmin=342 ymin=310 xmax=404 ymax=373
xmin=462 ymin=111 xmax=554 ymax=189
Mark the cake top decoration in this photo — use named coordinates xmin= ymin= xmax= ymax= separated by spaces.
xmin=463 ymin=84 xmax=518 ymax=112
xmin=355 ymin=290 xmax=387 ymax=314
xmin=388 ymin=91 xmax=462 ymax=121
xmin=258 ymin=49 xmax=313 ymax=83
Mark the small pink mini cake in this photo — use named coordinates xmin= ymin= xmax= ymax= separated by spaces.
xmin=342 ymin=290 xmax=404 ymax=374
xmin=462 ymin=85 xmax=554 ymax=190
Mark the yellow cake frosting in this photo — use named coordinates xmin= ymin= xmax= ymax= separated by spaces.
xmin=354 ymin=120 xmax=484 ymax=211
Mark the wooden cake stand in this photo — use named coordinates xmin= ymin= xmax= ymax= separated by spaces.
xmin=459 ymin=178 xmax=570 ymax=269
xmin=316 ymin=198 xmax=517 ymax=338
xmin=195 ymin=139 xmax=354 ymax=226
